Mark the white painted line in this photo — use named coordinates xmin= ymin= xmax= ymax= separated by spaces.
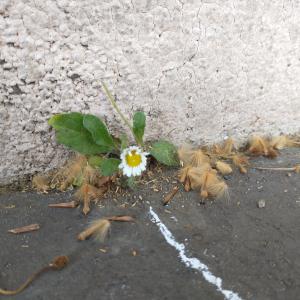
xmin=149 ymin=206 xmax=242 ymax=300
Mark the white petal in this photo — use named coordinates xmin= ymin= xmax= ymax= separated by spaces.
xmin=125 ymin=168 xmax=132 ymax=177
xmin=133 ymin=167 xmax=141 ymax=176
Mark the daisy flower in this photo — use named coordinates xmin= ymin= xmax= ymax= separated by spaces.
xmin=119 ymin=146 xmax=148 ymax=177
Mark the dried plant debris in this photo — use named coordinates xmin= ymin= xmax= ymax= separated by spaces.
xmin=176 ymin=135 xmax=300 ymax=202
xmin=248 ymin=135 xmax=278 ymax=158
xmin=78 ymin=216 xmax=134 ymax=241
xmin=51 ymin=155 xmax=88 ymax=191
xmin=163 ymin=186 xmax=179 ymax=205
xmin=252 ymin=164 xmax=300 ymax=173
xmin=211 ymin=138 xmax=235 ymax=156
xmin=190 ymin=149 xmax=210 ymax=167
xmin=199 ymin=169 xmax=228 ymax=199
xmin=32 ymin=155 xmax=112 ymax=215
xmin=270 ymin=135 xmax=300 ymax=149
xmin=75 ymin=183 xmax=108 ymax=215
xmin=232 ymin=155 xmax=249 ymax=174
xmin=48 ymin=201 xmax=79 ymax=208
xmin=215 ymin=161 xmax=233 ymax=175
xmin=8 ymin=224 xmax=40 ymax=234
xmin=78 ymin=219 xmax=111 ymax=241
xmin=178 ymin=144 xmax=195 ymax=166
xmin=0 ymin=256 xmax=69 ymax=296
xmin=32 ymin=175 xmax=51 ymax=193
xmin=178 ymin=164 xmax=228 ymax=200
xmin=222 ymin=137 xmax=235 ymax=155
xmin=106 ymin=215 xmax=135 ymax=222
xmin=31 ymin=134 xmax=300 ymax=209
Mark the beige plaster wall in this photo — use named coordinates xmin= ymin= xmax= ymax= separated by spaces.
xmin=1 ymin=0 xmax=300 ymax=184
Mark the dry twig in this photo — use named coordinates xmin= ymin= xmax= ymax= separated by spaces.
xmin=0 ymin=256 xmax=69 ymax=296
xmin=163 ymin=186 xmax=179 ymax=205
xmin=8 ymin=224 xmax=40 ymax=234
xmin=48 ymin=201 xmax=79 ymax=208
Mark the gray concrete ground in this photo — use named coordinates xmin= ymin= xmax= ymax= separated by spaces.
xmin=1 ymin=149 xmax=300 ymax=300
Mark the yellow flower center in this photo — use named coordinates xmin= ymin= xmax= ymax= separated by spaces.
xmin=125 ymin=150 xmax=142 ymax=167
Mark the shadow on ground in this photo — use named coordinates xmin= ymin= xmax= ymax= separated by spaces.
xmin=1 ymin=149 xmax=300 ymax=300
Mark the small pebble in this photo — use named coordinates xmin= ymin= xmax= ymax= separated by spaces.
xmin=257 ymin=199 xmax=266 ymax=208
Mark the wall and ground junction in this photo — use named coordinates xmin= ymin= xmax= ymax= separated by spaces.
xmin=1 ymin=0 xmax=300 ymax=184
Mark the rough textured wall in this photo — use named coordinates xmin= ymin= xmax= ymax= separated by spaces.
xmin=1 ymin=0 xmax=300 ymax=184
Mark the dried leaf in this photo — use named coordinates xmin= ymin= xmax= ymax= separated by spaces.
xmin=8 ymin=224 xmax=40 ymax=234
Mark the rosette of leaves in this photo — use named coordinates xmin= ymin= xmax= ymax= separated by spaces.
xmin=49 ymin=89 xmax=179 ymax=178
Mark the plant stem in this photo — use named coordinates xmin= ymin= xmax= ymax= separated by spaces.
xmin=252 ymin=166 xmax=295 ymax=171
xmin=102 ymin=83 xmax=135 ymax=140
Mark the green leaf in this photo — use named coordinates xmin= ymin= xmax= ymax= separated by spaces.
xmin=150 ymin=140 xmax=179 ymax=167
xmin=49 ymin=113 xmax=110 ymax=155
xmin=100 ymin=158 xmax=121 ymax=176
xmin=56 ymin=129 xmax=110 ymax=154
xmin=133 ymin=112 xmax=146 ymax=145
xmin=83 ymin=114 xmax=115 ymax=149
xmin=88 ymin=156 xmax=103 ymax=168
xmin=49 ymin=112 xmax=83 ymax=131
